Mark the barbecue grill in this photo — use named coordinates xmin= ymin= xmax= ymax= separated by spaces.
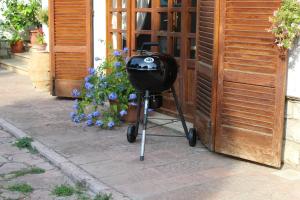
xmin=126 ymin=42 xmax=197 ymax=161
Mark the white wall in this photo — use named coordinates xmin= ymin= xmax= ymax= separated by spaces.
xmin=41 ymin=0 xmax=49 ymax=52
xmin=287 ymin=38 xmax=300 ymax=98
xmin=93 ymin=0 xmax=107 ymax=67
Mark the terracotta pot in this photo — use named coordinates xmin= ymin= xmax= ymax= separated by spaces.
xmin=109 ymin=100 xmax=143 ymax=123
xmin=11 ymin=40 xmax=24 ymax=53
xmin=123 ymin=105 xmax=139 ymax=123
xmin=30 ymin=28 xmax=42 ymax=45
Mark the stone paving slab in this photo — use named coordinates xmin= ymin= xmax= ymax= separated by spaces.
xmin=0 ymin=128 xmax=87 ymax=200
xmin=1 ymin=71 xmax=300 ymax=199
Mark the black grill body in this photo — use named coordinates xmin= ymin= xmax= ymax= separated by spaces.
xmin=126 ymin=53 xmax=178 ymax=92
xmin=125 ymin=42 xmax=197 ymax=161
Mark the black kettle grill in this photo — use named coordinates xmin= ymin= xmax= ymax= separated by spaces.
xmin=126 ymin=42 xmax=197 ymax=161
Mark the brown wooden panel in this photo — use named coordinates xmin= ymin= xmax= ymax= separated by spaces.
xmin=216 ymin=0 xmax=287 ymax=168
xmin=49 ymin=0 xmax=93 ymax=97
xmin=195 ymin=0 xmax=219 ymax=150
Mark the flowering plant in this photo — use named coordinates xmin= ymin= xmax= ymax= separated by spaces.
xmin=269 ymin=0 xmax=300 ymax=49
xmin=70 ymin=48 xmax=137 ymax=129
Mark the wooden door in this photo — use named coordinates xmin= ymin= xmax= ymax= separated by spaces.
xmin=194 ymin=0 xmax=219 ymax=150
xmin=215 ymin=0 xmax=287 ymax=167
xmin=106 ymin=0 xmax=131 ymax=53
xmin=49 ymin=0 xmax=93 ymax=97
xmin=129 ymin=0 xmax=198 ymax=120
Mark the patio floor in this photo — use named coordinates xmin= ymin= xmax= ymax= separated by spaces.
xmin=1 ymin=70 xmax=300 ymax=200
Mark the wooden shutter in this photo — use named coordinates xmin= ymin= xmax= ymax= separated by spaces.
xmin=216 ymin=0 xmax=287 ymax=167
xmin=49 ymin=0 xmax=93 ymax=97
xmin=195 ymin=0 xmax=219 ymax=150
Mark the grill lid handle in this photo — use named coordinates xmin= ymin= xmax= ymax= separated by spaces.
xmin=140 ymin=42 xmax=159 ymax=52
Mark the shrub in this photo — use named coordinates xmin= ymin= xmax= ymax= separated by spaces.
xmin=70 ymin=48 xmax=136 ymax=129
xmin=269 ymin=0 xmax=300 ymax=49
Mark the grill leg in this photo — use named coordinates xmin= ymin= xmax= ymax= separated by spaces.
xmin=140 ymin=90 xmax=150 ymax=161
xmin=171 ymin=86 xmax=189 ymax=138
xmin=134 ymin=92 xmax=143 ymax=137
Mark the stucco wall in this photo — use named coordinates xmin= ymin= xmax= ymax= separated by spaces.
xmin=284 ymin=38 xmax=300 ymax=167
xmin=93 ymin=0 xmax=106 ymax=67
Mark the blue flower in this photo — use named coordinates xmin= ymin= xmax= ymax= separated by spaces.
xmin=114 ymin=61 xmax=122 ymax=68
xmin=115 ymin=72 xmax=122 ymax=78
xmin=123 ymin=47 xmax=129 ymax=53
xmin=86 ymin=119 xmax=93 ymax=126
xmin=108 ymin=92 xmax=117 ymax=101
xmin=73 ymin=116 xmax=81 ymax=123
xmin=113 ymin=50 xmax=121 ymax=57
xmin=107 ymin=121 xmax=115 ymax=128
xmin=129 ymin=93 xmax=137 ymax=100
xmin=120 ymin=110 xmax=128 ymax=117
xmin=79 ymin=113 xmax=86 ymax=120
xmin=95 ymin=120 xmax=104 ymax=127
xmin=85 ymin=75 xmax=92 ymax=82
xmin=87 ymin=113 xmax=93 ymax=120
xmin=85 ymin=82 xmax=94 ymax=90
xmin=93 ymin=111 xmax=100 ymax=117
xmin=70 ymin=112 xmax=76 ymax=119
xmin=72 ymin=89 xmax=81 ymax=97
xmin=89 ymin=67 xmax=95 ymax=75
xmin=73 ymin=100 xmax=79 ymax=110
xmin=86 ymin=92 xmax=93 ymax=98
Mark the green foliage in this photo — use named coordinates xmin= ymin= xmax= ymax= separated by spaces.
xmin=94 ymin=193 xmax=113 ymax=200
xmin=36 ymin=32 xmax=45 ymax=44
xmin=6 ymin=167 xmax=45 ymax=178
xmin=52 ymin=184 xmax=75 ymax=197
xmin=0 ymin=0 xmax=41 ymax=43
xmin=71 ymin=48 xmax=136 ymax=129
xmin=14 ymin=137 xmax=37 ymax=154
xmin=37 ymin=8 xmax=48 ymax=25
xmin=8 ymin=183 xmax=33 ymax=193
xmin=269 ymin=0 xmax=300 ymax=49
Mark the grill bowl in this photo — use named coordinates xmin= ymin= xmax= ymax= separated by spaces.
xmin=126 ymin=54 xmax=178 ymax=92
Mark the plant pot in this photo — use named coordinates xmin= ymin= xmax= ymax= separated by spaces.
xmin=10 ymin=40 xmax=24 ymax=53
xmin=122 ymin=105 xmax=139 ymax=123
xmin=30 ymin=28 xmax=41 ymax=45
xmin=29 ymin=51 xmax=51 ymax=92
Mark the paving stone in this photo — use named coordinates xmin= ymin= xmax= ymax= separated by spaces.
xmin=0 ymin=190 xmax=26 ymax=200
xmin=272 ymin=169 xmax=300 ymax=181
xmin=0 ymin=162 xmax=28 ymax=174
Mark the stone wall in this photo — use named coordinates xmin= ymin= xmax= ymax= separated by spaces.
xmin=284 ymin=37 xmax=300 ymax=167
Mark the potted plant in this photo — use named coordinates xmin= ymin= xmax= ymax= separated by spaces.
xmin=0 ymin=0 xmax=41 ymax=51
xmin=31 ymin=31 xmax=47 ymax=51
xmin=70 ymin=48 xmax=139 ymax=129
xmin=269 ymin=0 xmax=300 ymax=57
xmin=9 ymin=33 xmax=24 ymax=53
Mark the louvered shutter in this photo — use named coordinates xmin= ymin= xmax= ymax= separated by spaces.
xmin=49 ymin=0 xmax=93 ymax=97
xmin=215 ymin=0 xmax=287 ymax=167
xmin=195 ymin=0 xmax=219 ymax=150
